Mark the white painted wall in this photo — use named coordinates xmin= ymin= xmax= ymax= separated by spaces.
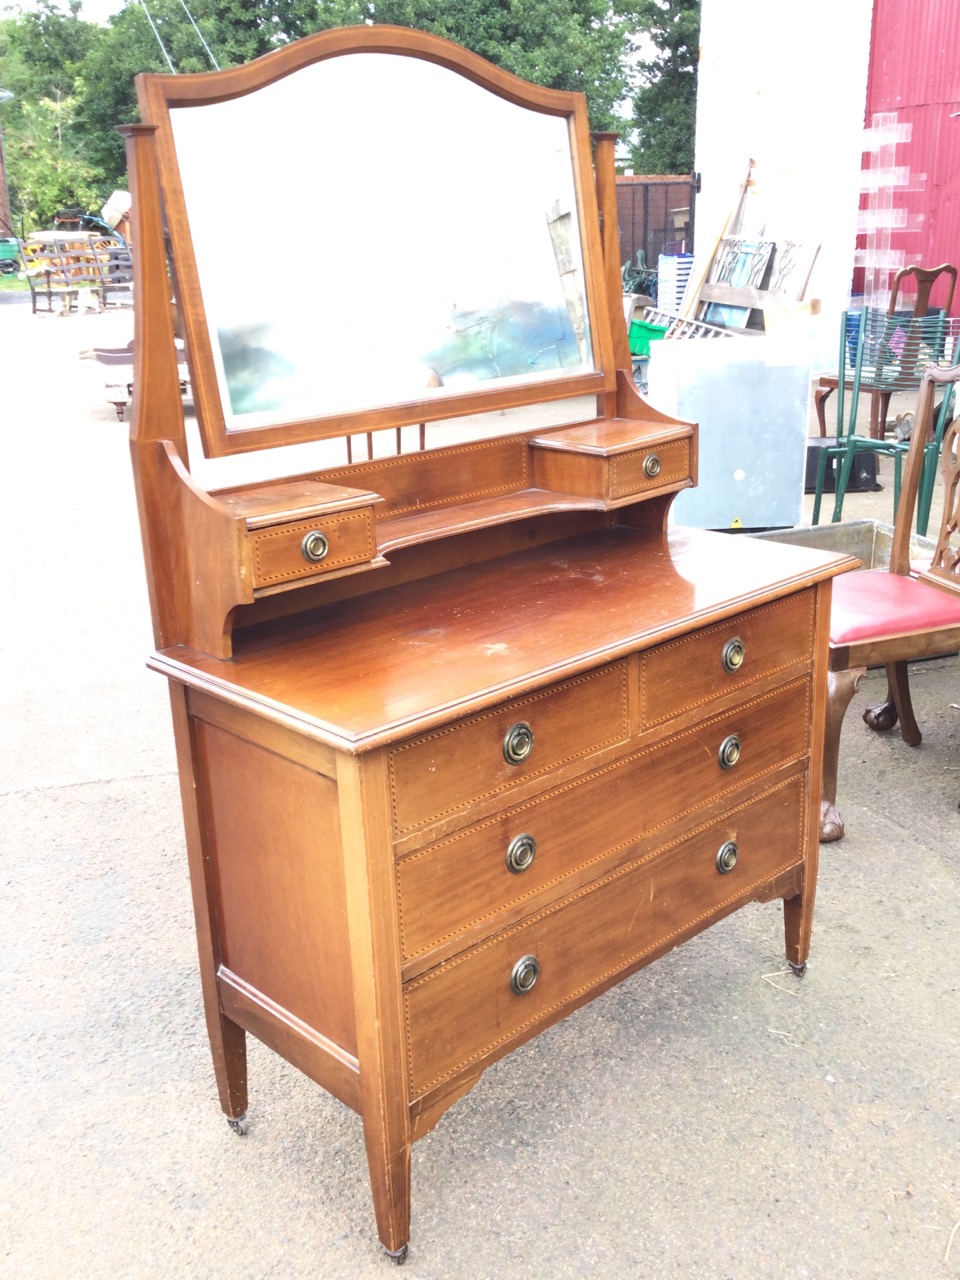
xmin=691 ymin=0 xmax=874 ymax=371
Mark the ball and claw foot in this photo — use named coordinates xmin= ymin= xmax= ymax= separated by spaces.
xmin=788 ymin=960 xmax=807 ymax=977
xmin=863 ymin=699 xmax=898 ymax=733
xmin=819 ymin=799 xmax=845 ymax=843
xmin=227 ymin=1114 xmax=249 ymax=1136
xmin=384 ymin=1243 xmax=408 ymax=1265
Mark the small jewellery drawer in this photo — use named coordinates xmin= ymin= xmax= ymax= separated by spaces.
xmin=609 ymin=437 xmax=692 ymax=498
xmin=388 ymin=663 xmax=630 ymax=836
xmin=396 ymin=677 xmax=811 ymax=961
xmin=640 ymin=589 xmax=816 ymax=726
xmin=403 ymin=776 xmax=805 ymax=1096
xmin=529 ymin=421 xmax=691 ymax=501
xmin=249 ymin=508 xmax=376 ymax=587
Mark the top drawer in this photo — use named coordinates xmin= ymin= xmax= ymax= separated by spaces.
xmin=640 ymin=590 xmax=816 ymax=727
xmin=249 ymin=508 xmax=376 ymax=588
xmin=388 ymin=662 xmax=630 ymax=837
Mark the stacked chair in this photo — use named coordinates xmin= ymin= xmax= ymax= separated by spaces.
xmin=812 ymin=303 xmax=956 ymax=527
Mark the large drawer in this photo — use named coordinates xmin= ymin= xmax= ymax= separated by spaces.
xmin=403 ymin=776 xmax=805 ymax=1096
xmin=388 ymin=662 xmax=630 ymax=837
xmin=397 ymin=677 xmax=811 ymax=962
xmin=640 ymin=590 xmax=816 ymax=727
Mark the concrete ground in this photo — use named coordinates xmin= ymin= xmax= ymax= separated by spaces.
xmin=2 ymin=294 xmax=958 ymax=1280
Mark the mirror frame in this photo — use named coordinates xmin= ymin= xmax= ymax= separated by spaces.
xmin=137 ymin=25 xmax=616 ymax=458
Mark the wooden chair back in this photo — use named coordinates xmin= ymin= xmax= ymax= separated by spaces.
xmin=888 ymin=262 xmax=957 ymax=319
xmin=889 ymin=361 xmax=960 ymax=580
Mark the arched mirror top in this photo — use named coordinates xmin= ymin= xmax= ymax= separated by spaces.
xmin=138 ymin=26 xmax=614 ymax=457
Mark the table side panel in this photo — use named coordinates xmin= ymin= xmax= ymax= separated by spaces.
xmin=193 ymin=718 xmax=358 ymax=1057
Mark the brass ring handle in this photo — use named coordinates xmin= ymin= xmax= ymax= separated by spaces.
xmin=510 ymin=954 xmax=540 ymax=994
xmin=716 ymin=840 xmax=739 ymax=874
xmin=505 ymin=833 xmax=537 ymax=874
xmin=300 ymin=530 xmax=330 ymax=563
xmin=721 ymin=637 xmax=745 ymax=674
xmin=718 ymin=733 xmax=742 ymax=770
xmin=503 ymin=721 xmax=534 ymax=765
xmin=642 ymin=453 xmax=662 ymax=479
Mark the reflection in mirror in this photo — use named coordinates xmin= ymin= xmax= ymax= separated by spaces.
xmin=168 ymin=51 xmax=596 ymax=434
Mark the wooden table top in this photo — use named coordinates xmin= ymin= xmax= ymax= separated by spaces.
xmin=151 ymin=526 xmax=854 ymax=750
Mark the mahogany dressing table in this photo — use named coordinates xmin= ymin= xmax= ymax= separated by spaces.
xmin=123 ymin=26 xmax=854 ymax=1261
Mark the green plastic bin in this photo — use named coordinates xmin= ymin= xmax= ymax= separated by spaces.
xmin=0 ymin=237 xmax=20 ymax=275
xmin=628 ymin=318 xmax=667 ymax=357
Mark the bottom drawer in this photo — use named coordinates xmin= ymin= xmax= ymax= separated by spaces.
xmin=404 ymin=776 xmax=805 ymax=1096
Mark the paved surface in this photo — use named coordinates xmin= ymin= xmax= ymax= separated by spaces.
xmin=2 ymin=296 xmax=959 ymax=1280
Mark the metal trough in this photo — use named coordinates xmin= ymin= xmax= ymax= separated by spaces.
xmin=750 ymin=518 xmax=936 ymax=571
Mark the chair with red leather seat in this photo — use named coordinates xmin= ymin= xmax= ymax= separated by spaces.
xmin=821 ymin=361 xmax=960 ymax=841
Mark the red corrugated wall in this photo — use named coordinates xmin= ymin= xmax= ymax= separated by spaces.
xmin=864 ymin=0 xmax=960 ymax=312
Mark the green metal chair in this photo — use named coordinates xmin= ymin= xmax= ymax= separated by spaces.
xmin=812 ymin=305 xmax=953 ymax=525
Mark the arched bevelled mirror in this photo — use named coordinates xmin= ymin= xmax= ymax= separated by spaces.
xmin=139 ymin=27 xmax=614 ymax=457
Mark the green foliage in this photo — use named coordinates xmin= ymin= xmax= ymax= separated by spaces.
xmin=0 ymin=0 xmax=697 ymax=229
xmin=0 ymin=3 xmax=106 ymax=228
xmin=312 ymin=0 xmax=631 ymax=130
xmin=5 ymin=91 xmax=103 ymax=227
xmin=4 ymin=0 xmax=98 ymax=99
xmin=628 ymin=0 xmax=700 ymax=174
xmin=70 ymin=5 xmax=172 ymax=186
xmin=201 ymin=0 xmax=323 ymax=64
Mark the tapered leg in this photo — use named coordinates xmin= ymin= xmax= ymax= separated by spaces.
xmin=210 ymin=1018 xmax=249 ymax=1121
xmin=812 ymin=444 xmax=832 ymax=525
xmin=168 ymin=683 xmax=249 ymax=1119
xmin=869 ymin=389 xmax=894 ymax=439
xmin=337 ymin=753 xmax=412 ymax=1259
xmin=783 ymin=886 xmax=814 ymax=975
xmin=815 ymin=384 xmax=833 ymax=435
xmin=820 ymin=666 xmax=866 ymax=842
xmin=362 ymin=1113 xmax=412 ymax=1262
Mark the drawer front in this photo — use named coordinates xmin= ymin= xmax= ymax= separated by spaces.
xmin=640 ymin=590 xmax=816 ymax=726
xmin=397 ymin=677 xmax=811 ymax=960
xmin=610 ymin=437 xmax=691 ymax=498
xmin=388 ymin=663 xmax=630 ymax=836
xmin=403 ymin=776 xmax=805 ymax=1095
xmin=249 ymin=508 xmax=376 ymax=587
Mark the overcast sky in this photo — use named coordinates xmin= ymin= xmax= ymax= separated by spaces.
xmin=2 ymin=0 xmax=124 ymax=26
xmin=81 ymin=0 xmax=124 ymax=21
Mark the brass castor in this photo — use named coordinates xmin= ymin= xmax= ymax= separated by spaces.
xmin=788 ymin=960 xmax=807 ymax=977
xmin=385 ymin=1244 xmax=409 ymax=1265
xmin=227 ymin=1114 xmax=249 ymax=1136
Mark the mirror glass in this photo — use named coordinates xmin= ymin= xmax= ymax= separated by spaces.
xmin=168 ymin=51 xmax=597 ymax=436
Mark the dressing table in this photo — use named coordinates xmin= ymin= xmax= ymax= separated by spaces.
xmin=124 ymin=26 xmax=853 ymax=1261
